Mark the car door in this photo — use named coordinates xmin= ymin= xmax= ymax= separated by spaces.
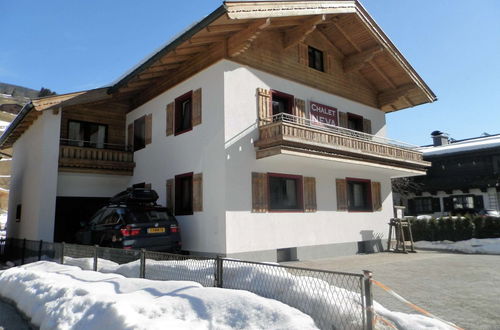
xmin=90 ymin=208 xmax=116 ymax=245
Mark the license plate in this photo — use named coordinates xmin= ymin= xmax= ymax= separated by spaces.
xmin=147 ymin=227 xmax=165 ymax=234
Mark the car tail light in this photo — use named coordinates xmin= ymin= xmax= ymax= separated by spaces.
xmin=120 ymin=226 xmax=141 ymax=237
xmin=170 ymin=224 xmax=179 ymax=233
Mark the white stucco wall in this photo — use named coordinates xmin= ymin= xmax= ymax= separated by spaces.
xmin=223 ymin=61 xmax=400 ymax=254
xmin=57 ymin=172 xmax=130 ymax=197
xmin=7 ymin=110 xmax=61 ymax=241
xmin=126 ymin=61 xmax=226 ymax=254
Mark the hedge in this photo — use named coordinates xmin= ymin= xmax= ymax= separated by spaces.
xmin=409 ymin=216 xmax=500 ymax=242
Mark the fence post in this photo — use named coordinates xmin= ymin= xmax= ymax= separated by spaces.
xmin=38 ymin=240 xmax=43 ymax=261
xmin=93 ymin=245 xmax=99 ymax=271
xmin=215 ymin=256 xmax=223 ymax=288
xmin=140 ymin=249 xmax=146 ymax=278
xmin=363 ymin=270 xmax=374 ymax=330
xmin=60 ymin=242 xmax=65 ymax=265
xmin=21 ymin=238 xmax=26 ymax=265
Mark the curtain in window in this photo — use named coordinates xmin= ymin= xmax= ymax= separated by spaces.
xmin=68 ymin=121 xmax=83 ymax=146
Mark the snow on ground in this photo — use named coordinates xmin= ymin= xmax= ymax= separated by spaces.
xmin=415 ymin=238 xmax=500 ymax=255
xmin=10 ymin=257 xmax=458 ymax=329
xmin=0 ymin=261 xmax=318 ymax=330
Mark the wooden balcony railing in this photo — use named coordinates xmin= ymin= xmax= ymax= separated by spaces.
xmin=59 ymin=142 xmax=135 ymax=175
xmin=255 ymin=113 xmax=430 ymax=170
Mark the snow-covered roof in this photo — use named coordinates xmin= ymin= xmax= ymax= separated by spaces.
xmin=419 ymin=134 xmax=500 ymax=157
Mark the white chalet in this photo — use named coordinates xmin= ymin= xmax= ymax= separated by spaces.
xmin=1 ymin=1 xmax=435 ymax=261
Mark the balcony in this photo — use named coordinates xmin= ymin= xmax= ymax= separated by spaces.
xmin=255 ymin=113 xmax=430 ymax=171
xmin=59 ymin=139 xmax=135 ymax=175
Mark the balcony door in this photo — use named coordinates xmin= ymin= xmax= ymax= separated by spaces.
xmin=68 ymin=120 xmax=107 ymax=149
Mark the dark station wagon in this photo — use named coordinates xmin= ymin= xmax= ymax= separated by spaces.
xmin=75 ymin=188 xmax=182 ymax=252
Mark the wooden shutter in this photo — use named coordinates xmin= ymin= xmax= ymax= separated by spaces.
xmin=363 ymin=118 xmax=372 ymax=134
xmin=338 ymin=112 xmax=348 ymax=128
xmin=474 ymin=195 xmax=484 ymax=210
xmin=443 ymin=197 xmax=453 ymax=212
xmin=166 ymin=102 xmax=174 ymax=136
xmin=193 ymin=173 xmax=203 ymax=212
xmin=432 ymin=198 xmax=441 ymax=212
xmin=192 ymin=88 xmax=202 ymax=127
xmin=252 ymin=172 xmax=268 ymax=212
xmin=166 ymin=179 xmax=174 ymax=212
xmin=257 ymin=88 xmax=271 ymax=124
xmin=371 ymin=181 xmax=382 ymax=211
xmin=293 ymin=98 xmax=306 ymax=124
xmin=303 ymin=177 xmax=317 ymax=212
xmin=325 ymin=54 xmax=333 ymax=74
xmin=127 ymin=123 xmax=134 ymax=150
xmin=145 ymin=114 xmax=152 ymax=145
xmin=298 ymin=43 xmax=308 ymax=66
xmin=336 ymin=179 xmax=347 ymax=211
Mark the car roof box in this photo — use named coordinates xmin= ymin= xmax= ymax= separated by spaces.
xmin=109 ymin=188 xmax=159 ymax=205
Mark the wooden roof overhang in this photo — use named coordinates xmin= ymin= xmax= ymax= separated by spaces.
xmin=109 ymin=0 xmax=436 ymax=112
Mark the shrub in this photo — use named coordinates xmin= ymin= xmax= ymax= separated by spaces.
xmin=455 ymin=218 xmax=474 ymax=241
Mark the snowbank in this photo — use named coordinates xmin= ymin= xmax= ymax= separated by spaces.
xmin=0 ymin=261 xmax=318 ymax=330
xmin=415 ymin=238 xmax=500 ymax=255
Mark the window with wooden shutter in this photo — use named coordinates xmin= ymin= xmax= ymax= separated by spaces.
xmin=363 ymin=118 xmax=372 ymax=134
xmin=298 ymin=43 xmax=308 ymax=66
xmin=145 ymin=114 xmax=152 ymax=145
xmin=166 ymin=102 xmax=174 ymax=136
xmin=303 ymin=177 xmax=317 ymax=212
xmin=336 ymin=178 xmax=347 ymax=211
xmin=192 ymin=88 xmax=202 ymax=127
xmin=127 ymin=123 xmax=133 ymax=150
xmin=338 ymin=112 xmax=348 ymax=128
xmin=371 ymin=181 xmax=382 ymax=211
xmin=293 ymin=98 xmax=306 ymax=124
xmin=257 ymin=88 xmax=271 ymax=124
xmin=193 ymin=173 xmax=203 ymax=212
xmin=166 ymin=179 xmax=174 ymax=212
xmin=252 ymin=172 xmax=268 ymax=212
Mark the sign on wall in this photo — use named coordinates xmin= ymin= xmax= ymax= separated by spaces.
xmin=309 ymin=101 xmax=338 ymax=127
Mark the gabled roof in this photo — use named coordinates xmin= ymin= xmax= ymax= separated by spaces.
xmin=109 ymin=0 xmax=436 ymax=111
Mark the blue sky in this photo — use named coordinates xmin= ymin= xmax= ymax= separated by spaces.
xmin=1 ymin=0 xmax=499 ymax=146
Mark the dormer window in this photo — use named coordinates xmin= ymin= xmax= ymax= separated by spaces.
xmin=308 ymin=46 xmax=324 ymax=72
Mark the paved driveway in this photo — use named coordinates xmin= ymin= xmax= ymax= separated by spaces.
xmin=284 ymin=250 xmax=500 ymax=330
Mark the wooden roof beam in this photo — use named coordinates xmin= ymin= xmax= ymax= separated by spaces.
xmin=148 ymin=64 xmax=181 ymax=73
xmin=343 ymin=46 xmax=384 ymax=73
xmin=138 ymin=71 xmax=173 ymax=80
xmin=206 ymin=23 xmax=248 ymax=33
xmin=227 ymin=18 xmax=271 ymax=57
xmin=189 ymin=35 xmax=226 ymax=45
xmin=378 ymin=84 xmax=417 ymax=109
xmin=159 ymin=54 xmax=192 ymax=65
xmin=283 ymin=15 xmax=326 ymax=50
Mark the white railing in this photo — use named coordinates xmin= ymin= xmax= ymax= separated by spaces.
xmin=261 ymin=113 xmax=418 ymax=150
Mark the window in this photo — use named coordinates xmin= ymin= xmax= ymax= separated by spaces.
xmin=268 ymin=173 xmax=303 ymax=211
xmin=347 ymin=113 xmax=364 ymax=132
xmin=414 ymin=198 xmax=433 ymax=213
xmin=308 ymin=46 xmax=324 ymax=72
xmin=271 ymin=90 xmax=294 ymax=116
xmin=15 ymin=204 xmax=22 ymax=222
xmin=175 ymin=91 xmax=193 ymax=135
xmin=347 ymin=178 xmax=372 ymax=212
xmin=452 ymin=195 xmax=474 ymax=210
xmin=175 ymin=172 xmax=193 ymax=215
xmin=68 ymin=120 xmax=107 ymax=148
xmin=133 ymin=116 xmax=146 ymax=151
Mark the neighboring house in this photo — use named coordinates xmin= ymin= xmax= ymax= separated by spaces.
xmin=403 ymin=131 xmax=500 ymax=217
xmin=0 ymin=1 xmax=435 ymax=261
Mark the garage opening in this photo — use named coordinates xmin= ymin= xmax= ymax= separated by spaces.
xmin=54 ymin=197 xmax=110 ymax=243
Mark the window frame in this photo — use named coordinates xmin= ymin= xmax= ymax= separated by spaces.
xmin=270 ymin=90 xmax=294 ymax=116
xmin=308 ymin=46 xmax=324 ymax=72
xmin=267 ymin=172 xmax=304 ymax=212
xmin=67 ymin=119 xmax=108 ymax=149
xmin=413 ymin=197 xmax=434 ymax=214
xmin=175 ymin=172 xmax=194 ymax=216
xmin=133 ymin=116 xmax=146 ymax=152
xmin=346 ymin=177 xmax=372 ymax=212
xmin=175 ymin=91 xmax=193 ymax=136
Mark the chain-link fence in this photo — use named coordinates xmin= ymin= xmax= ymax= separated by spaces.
xmin=0 ymin=238 xmax=372 ymax=329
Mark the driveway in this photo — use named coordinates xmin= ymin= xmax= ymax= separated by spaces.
xmin=284 ymin=250 xmax=500 ymax=330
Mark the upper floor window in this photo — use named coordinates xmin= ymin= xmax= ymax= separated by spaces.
xmin=308 ymin=46 xmax=324 ymax=72
xmin=133 ymin=116 xmax=146 ymax=151
xmin=271 ymin=90 xmax=294 ymax=116
xmin=347 ymin=178 xmax=372 ymax=212
xmin=175 ymin=91 xmax=193 ymax=135
xmin=347 ymin=113 xmax=364 ymax=132
xmin=68 ymin=120 xmax=107 ymax=149
xmin=268 ymin=173 xmax=303 ymax=211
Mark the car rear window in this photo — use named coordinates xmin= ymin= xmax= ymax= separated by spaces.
xmin=123 ymin=209 xmax=175 ymax=224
